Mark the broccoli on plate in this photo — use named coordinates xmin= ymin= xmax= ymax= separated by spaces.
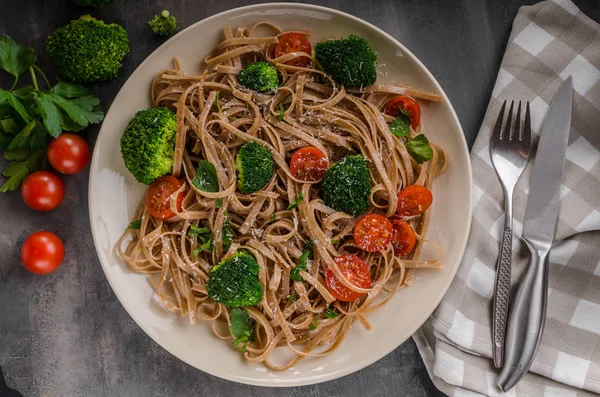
xmin=314 ymin=35 xmax=377 ymax=88
xmin=46 ymin=15 xmax=130 ymax=83
xmin=235 ymin=141 xmax=274 ymax=194
xmin=120 ymin=107 xmax=177 ymax=185
xmin=207 ymin=252 xmax=263 ymax=308
xmin=70 ymin=0 xmax=110 ymax=7
xmin=322 ymin=155 xmax=372 ymax=216
xmin=238 ymin=62 xmax=279 ymax=93
xmin=149 ymin=10 xmax=177 ymax=37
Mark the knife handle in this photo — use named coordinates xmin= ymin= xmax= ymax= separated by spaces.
xmin=492 ymin=212 xmax=512 ymax=369
xmin=496 ymin=239 xmax=550 ymax=392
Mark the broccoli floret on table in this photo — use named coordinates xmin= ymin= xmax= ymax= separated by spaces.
xmin=149 ymin=10 xmax=177 ymax=37
xmin=238 ymin=62 xmax=279 ymax=93
xmin=235 ymin=141 xmax=274 ymax=194
xmin=314 ymin=35 xmax=377 ymax=88
xmin=46 ymin=15 xmax=130 ymax=83
xmin=322 ymin=155 xmax=372 ymax=216
xmin=207 ymin=252 xmax=263 ymax=308
xmin=120 ymin=108 xmax=177 ymax=185
xmin=70 ymin=0 xmax=110 ymax=7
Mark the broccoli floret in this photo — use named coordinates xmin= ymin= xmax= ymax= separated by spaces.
xmin=70 ymin=0 xmax=110 ymax=6
xmin=207 ymin=252 xmax=263 ymax=308
xmin=120 ymin=108 xmax=177 ymax=185
xmin=46 ymin=15 xmax=130 ymax=83
xmin=322 ymin=155 xmax=372 ymax=216
xmin=314 ymin=35 xmax=377 ymax=88
xmin=235 ymin=141 xmax=274 ymax=193
xmin=149 ymin=10 xmax=177 ymax=37
xmin=238 ymin=62 xmax=279 ymax=93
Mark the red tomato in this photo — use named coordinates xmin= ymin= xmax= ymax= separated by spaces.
xmin=21 ymin=171 xmax=65 ymax=211
xmin=384 ymin=95 xmax=421 ymax=129
xmin=289 ymin=147 xmax=328 ymax=182
xmin=145 ymin=176 xmax=185 ymax=219
xmin=47 ymin=133 xmax=91 ymax=175
xmin=353 ymin=214 xmax=393 ymax=252
xmin=275 ymin=33 xmax=312 ymax=67
xmin=396 ymin=185 xmax=433 ymax=217
xmin=325 ymin=254 xmax=372 ymax=302
xmin=21 ymin=231 xmax=65 ymax=274
xmin=391 ymin=219 xmax=416 ymax=257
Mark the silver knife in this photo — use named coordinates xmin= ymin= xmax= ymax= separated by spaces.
xmin=497 ymin=77 xmax=573 ymax=391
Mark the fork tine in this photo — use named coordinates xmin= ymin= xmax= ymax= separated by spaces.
xmin=512 ymin=101 xmax=521 ymax=141
xmin=492 ymin=100 xmax=507 ymax=140
xmin=523 ymin=101 xmax=532 ymax=144
xmin=503 ymin=101 xmax=514 ymax=140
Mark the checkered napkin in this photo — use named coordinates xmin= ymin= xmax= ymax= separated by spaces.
xmin=413 ymin=0 xmax=600 ymax=396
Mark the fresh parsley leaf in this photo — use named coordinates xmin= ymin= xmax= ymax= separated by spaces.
xmin=4 ymin=148 xmax=32 ymax=161
xmin=222 ymin=217 xmax=233 ymax=251
xmin=287 ymin=294 xmax=297 ymax=302
xmin=308 ymin=318 xmax=318 ymax=331
xmin=0 ymin=35 xmax=36 ymax=79
xmin=7 ymin=120 xmax=45 ymax=151
xmin=0 ymin=89 xmax=31 ymax=123
xmin=48 ymin=93 xmax=104 ymax=129
xmin=36 ymin=94 xmax=63 ymax=138
xmin=197 ymin=235 xmax=213 ymax=253
xmin=128 ymin=220 xmax=142 ymax=230
xmin=291 ymin=239 xmax=313 ymax=282
xmin=50 ymin=81 xmax=92 ymax=98
xmin=0 ymin=118 xmax=15 ymax=134
xmin=405 ymin=134 xmax=433 ymax=163
xmin=230 ymin=308 xmax=254 ymax=352
xmin=324 ymin=307 xmax=339 ymax=318
xmin=0 ymin=131 xmax=12 ymax=150
xmin=287 ymin=191 xmax=303 ymax=210
xmin=216 ymin=198 xmax=223 ymax=208
xmin=389 ymin=108 xmax=411 ymax=138
xmin=192 ymin=160 xmax=219 ymax=192
xmin=12 ymin=86 xmax=34 ymax=101
xmin=277 ymin=103 xmax=284 ymax=121
xmin=0 ymin=147 xmax=45 ymax=192
xmin=188 ymin=224 xmax=214 ymax=255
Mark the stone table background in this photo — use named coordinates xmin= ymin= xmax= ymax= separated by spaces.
xmin=1 ymin=1 xmax=599 ymax=396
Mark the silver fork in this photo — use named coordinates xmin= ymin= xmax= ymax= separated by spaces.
xmin=490 ymin=100 xmax=532 ymax=368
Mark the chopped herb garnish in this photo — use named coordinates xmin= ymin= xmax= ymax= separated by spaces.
xmin=277 ymin=103 xmax=284 ymax=121
xmin=330 ymin=238 xmax=340 ymax=245
xmin=230 ymin=308 xmax=254 ymax=352
xmin=128 ymin=219 xmax=142 ymax=230
xmin=215 ymin=91 xmax=221 ymax=113
xmin=269 ymin=213 xmax=276 ymax=223
xmin=188 ymin=224 xmax=213 ymax=255
xmin=287 ymin=191 xmax=303 ymax=210
xmin=222 ymin=217 xmax=233 ymax=251
xmin=405 ymin=134 xmax=433 ymax=163
xmin=309 ymin=317 xmax=318 ymax=331
xmin=216 ymin=198 xmax=223 ymax=208
xmin=291 ymin=239 xmax=313 ymax=282
xmin=287 ymin=294 xmax=297 ymax=302
xmin=389 ymin=108 xmax=411 ymax=138
xmin=192 ymin=160 xmax=219 ymax=192
xmin=324 ymin=307 xmax=339 ymax=318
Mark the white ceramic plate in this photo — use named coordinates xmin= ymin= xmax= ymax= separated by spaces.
xmin=89 ymin=3 xmax=472 ymax=387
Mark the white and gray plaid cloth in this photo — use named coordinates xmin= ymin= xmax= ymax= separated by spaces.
xmin=413 ymin=0 xmax=600 ymax=396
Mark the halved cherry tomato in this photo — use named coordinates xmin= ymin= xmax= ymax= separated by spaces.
xmin=325 ymin=254 xmax=372 ymax=302
xmin=353 ymin=214 xmax=393 ymax=252
xmin=391 ymin=219 xmax=417 ymax=257
xmin=275 ymin=33 xmax=312 ymax=67
xmin=21 ymin=231 xmax=65 ymax=274
xmin=384 ymin=95 xmax=421 ymax=129
xmin=145 ymin=176 xmax=185 ymax=219
xmin=396 ymin=185 xmax=433 ymax=217
xmin=21 ymin=171 xmax=65 ymax=211
xmin=289 ymin=147 xmax=328 ymax=182
xmin=47 ymin=133 xmax=90 ymax=175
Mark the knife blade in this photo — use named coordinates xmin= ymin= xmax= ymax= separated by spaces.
xmin=497 ymin=77 xmax=572 ymax=392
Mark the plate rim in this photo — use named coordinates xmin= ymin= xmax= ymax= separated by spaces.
xmin=88 ymin=2 xmax=473 ymax=387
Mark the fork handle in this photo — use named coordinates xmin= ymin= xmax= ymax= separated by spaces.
xmin=492 ymin=198 xmax=513 ymax=368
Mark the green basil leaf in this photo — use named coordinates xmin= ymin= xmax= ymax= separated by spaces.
xmin=389 ymin=108 xmax=411 ymax=138
xmin=405 ymin=134 xmax=433 ymax=164
xmin=230 ymin=308 xmax=254 ymax=352
xmin=287 ymin=191 xmax=303 ymax=210
xmin=192 ymin=160 xmax=219 ymax=192
xmin=0 ymin=35 xmax=36 ymax=78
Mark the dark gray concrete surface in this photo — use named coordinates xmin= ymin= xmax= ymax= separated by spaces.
xmin=0 ymin=1 xmax=599 ymax=396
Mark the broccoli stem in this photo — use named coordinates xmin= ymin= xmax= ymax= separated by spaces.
xmin=29 ymin=67 xmax=39 ymax=91
xmin=33 ymin=65 xmax=52 ymax=89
